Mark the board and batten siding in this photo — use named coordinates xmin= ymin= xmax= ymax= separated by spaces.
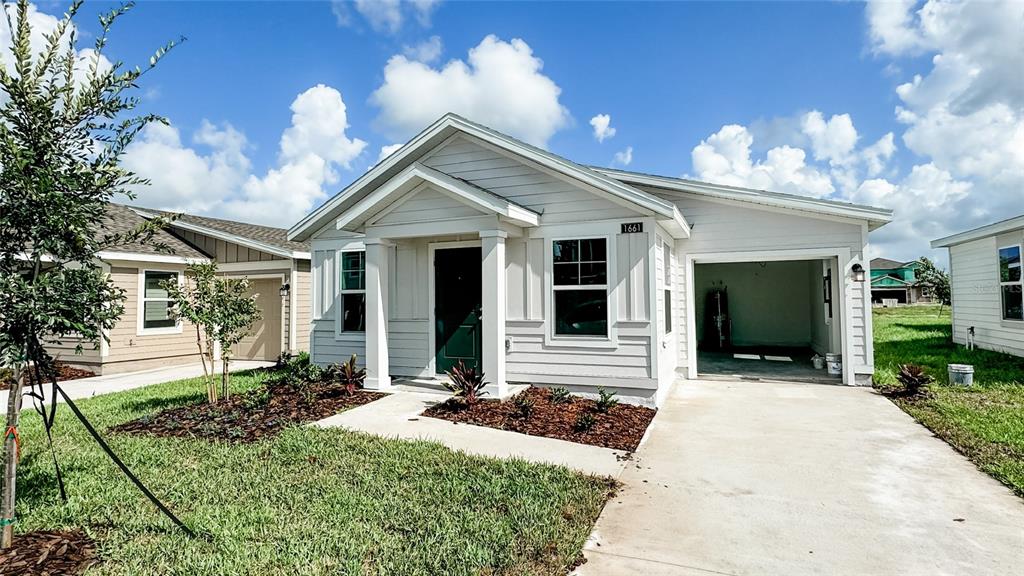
xmin=948 ymin=233 xmax=1024 ymax=356
xmin=638 ymin=188 xmax=873 ymax=377
xmin=173 ymin=229 xmax=285 ymax=263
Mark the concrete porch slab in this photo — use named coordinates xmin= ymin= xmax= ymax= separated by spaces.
xmin=314 ymin=390 xmax=627 ymax=477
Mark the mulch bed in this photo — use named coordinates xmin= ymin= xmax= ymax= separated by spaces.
xmin=423 ymin=386 xmax=656 ymax=451
xmin=111 ymin=380 xmax=384 ymax=443
xmin=0 ymin=363 xmax=95 ymax=391
xmin=0 ymin=530 xmax=99 ymax=575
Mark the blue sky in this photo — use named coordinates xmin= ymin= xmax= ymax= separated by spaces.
xmin=27 ymin=1 xmax=1023 ymax=264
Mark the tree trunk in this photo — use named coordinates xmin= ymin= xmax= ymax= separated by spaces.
xmin=196 ymin=326 xmax=215 ymax=404
xmin=1 ymin=363 xmax=25 ymax=548
xmin=220 ymin=358 xmax=229 ymax=401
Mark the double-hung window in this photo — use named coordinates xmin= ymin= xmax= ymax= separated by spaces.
xmin=340 ymin=251 xmax=366 ymax=332
xmin=999 ymin=245 xmax=1023 ymax=321
xmin=553 ymin=238 xmax=608 ymax=337
xmin=662 ymin=241 xmax=673 ymax=334
xmin=140 ymin=270 xmax=179 ymax=332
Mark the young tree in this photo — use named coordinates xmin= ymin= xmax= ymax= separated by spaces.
xmin=164 ymin=262 xmax=261 ymax=403
xmin=0 ymin=0 xmax=182 ymax=547
xmin=916 ymin=257 xmax=951 ymax=312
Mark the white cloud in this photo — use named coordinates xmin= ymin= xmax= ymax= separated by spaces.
xmin=332 ymin=0 xmax=440 ymax=33
xmin=124 ymin=85 xmax=366 ymax=227
xmin=690 ymin=124 xmax=834 ymax=198
xmin=861 ymin=132 xmax=896 ymax=177
xmin=377 ymin=143 xmax=403 ymax=163
xmin=800 ymin=111 xmax=858 ymax=166
xmin=403 ymin=35 xmax=442 ymax=63
xmin=590 ymin=114 xmax=616 ymax=142
xmin=370 ymin=34 xmax=570 ymax=148
xmin=613 ymin=146 xmax=633 ymax=167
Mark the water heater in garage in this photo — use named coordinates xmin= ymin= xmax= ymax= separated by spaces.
xmin=705 ymin=287 xmax=731 ymax=351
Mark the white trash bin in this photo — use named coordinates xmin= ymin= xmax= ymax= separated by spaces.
xmin=948 ymin=364 xmax=974 ymax=387
xmin=826 ymin=353 xmax=842 ymax=376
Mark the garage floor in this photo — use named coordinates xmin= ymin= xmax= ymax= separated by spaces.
xmin=698 ymin=346 xmax=841 ymax=384
xmin=577 ymin=379 xmax=1024 ymax=575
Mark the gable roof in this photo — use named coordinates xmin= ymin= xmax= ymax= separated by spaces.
xmin=99 ymin=204 xmax=208 ymax=262
xmin=337 ymin=163 xmax=541 ymax=231
xmin=870 ymin=257 xmax=907 ymax=270
xmin=289 ymin=113 xmax=690 ymax=241
xmin=596 ymin=167 xmax=893 ymax=230
xmin=871 ymin=274 xmax=912 ymax=286
xmin=132 ymin=208 xmax=310 ymax=260
xmin=931 ymin=213 xmax=1024 ymax=248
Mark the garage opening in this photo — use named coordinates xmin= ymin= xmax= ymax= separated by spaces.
xmin=694 ymin=259 xmax=842 ymax=383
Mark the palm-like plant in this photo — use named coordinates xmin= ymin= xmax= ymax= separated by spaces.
xmin=897 ymin=364 xmax=934 ymax=396
xmin=337 ymin=354 xmax=366 ymax=395
xmin=444 ymin=361 xmax=489 ymax=405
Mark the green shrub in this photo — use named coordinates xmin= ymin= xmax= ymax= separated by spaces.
xmin=333 ymin=354 xmax=366 ymax=395
xmin=595 ymin=388 xmax=619 ymax=413
xmin=513 ymin=394 xmax=534 ymax=418
xmin=549 ymin=387 xmax=571 ymax=404
xmin=574 ymin=412 xmax=596 ymax=432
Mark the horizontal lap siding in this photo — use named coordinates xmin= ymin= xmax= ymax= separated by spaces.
xmin=949 ymin=236 xmax=1024 ymax=356
xmin=423 ymin=136 xmax=638 ymax=223
xmin=374 ymin=186 xmax=483 ymax=225
xmin=103 ymin=263 xmax=199 ymax=369
xmin=294 ymin=263 xmax=312 ymax=352
xmin=45 ymin=337 xmax=101 ymax=367
xmin=639 ymin=189 xmax=872 ymax=374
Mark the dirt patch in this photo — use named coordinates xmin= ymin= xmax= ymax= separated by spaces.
xmin=111 ymin=381 xmax=384 ymax=443
xmin=0 ymin=362 xmax=95 ymax=391
xmin=0 ymin=530 xmax=99 ymax=575
xmin=423 ymin=387 xmax=656 ymax=451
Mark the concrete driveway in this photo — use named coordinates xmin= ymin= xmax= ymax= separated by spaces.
xmin=579 ymin=379 xmax=1024 ymax=576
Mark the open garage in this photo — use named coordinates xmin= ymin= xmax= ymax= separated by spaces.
xmin=693 ymin=258 xmax=843 ymax=383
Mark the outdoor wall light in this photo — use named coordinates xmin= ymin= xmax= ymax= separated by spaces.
xmin=279 ymin=283 xmax=290 ymax=297
xmin=851 ymin=264 xmax=866 ymax=283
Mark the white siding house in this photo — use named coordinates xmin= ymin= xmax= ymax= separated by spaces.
xmin=932 ymin=215 xmax=1024 ymax=357
xmin=289 ymin=114 xmax=892 ymax=406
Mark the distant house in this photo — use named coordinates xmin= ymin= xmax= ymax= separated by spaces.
xmin=51 ymin=205 xmax=311 ymax=375
xmin=870 ymin=258 xmax=930 ymax=305
xmin=931 ymin=214 xmax=1024 ymax=358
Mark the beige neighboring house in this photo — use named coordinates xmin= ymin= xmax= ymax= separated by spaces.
xmin=52 ymin=204 xmax=311 ymax=375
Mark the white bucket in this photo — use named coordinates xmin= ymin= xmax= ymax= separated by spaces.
xmin=825 ymin=353 xmax=842 ymax=376
xmin=812 ymin=356 xmax=825 ymax=370
xmin=948 ymin=364 xmax=974 ymax=387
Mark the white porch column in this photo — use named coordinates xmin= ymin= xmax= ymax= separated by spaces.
xmin=480 ymin=230 xmax=508 ymax=398
xmin=364 ymin=238 xmax=392 ymax=390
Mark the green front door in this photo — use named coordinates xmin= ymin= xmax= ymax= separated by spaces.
xmin=434 ymin=246 xmax=482 ymax=374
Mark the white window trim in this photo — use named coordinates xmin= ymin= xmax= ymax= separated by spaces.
xmin=998 ymin=243 xmax=1023 ymax=322
xmin=336 ymin=248 xmax=367 ymax=336
xmin=136 ymin=269 xmax=183 ymax=336
xmin=546 ymin=234 xmax=616 ymax=348
xmin=661 ymin=240 xmax=673 ymax=336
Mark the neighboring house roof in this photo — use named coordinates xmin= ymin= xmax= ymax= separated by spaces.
xmin=931 ymin=213 xmax=1024 ymax=248
xmin=595 ymin=167 xmax=893 ymax=231
xmin=289 ymin=113 xmax=691 ymax=241
xmin=871 ymin=274 xmax=912 ymax=287
xmin=98 ymin=204 xmax=209 ymax=263
xmin=289 ymin=113 xmax=892 ymax=241
xmin=132 ymin=208 xmax=311 ymax=260
xmin=870 ymin=257 xmax=907 ymax=270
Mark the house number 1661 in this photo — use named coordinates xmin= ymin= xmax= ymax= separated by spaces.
xmin=620 ymin=222 xmax=643 ymax=234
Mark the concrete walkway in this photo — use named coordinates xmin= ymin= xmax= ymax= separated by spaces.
xmin=315 ymin=387 xmax=626 ymax=477
xmin=1 ymin=360 xmax=274 ymax=407
xmin=578 ymin=379 xmax=1024 ymax=576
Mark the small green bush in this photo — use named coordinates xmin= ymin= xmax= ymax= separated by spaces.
xmin=574 ymin=412 xmax=596 ymax=432
xmin=595 ymin=388 xmax=619 ymax=413
xmin=513 ymin=394 xmax=534 ymax=418
xmin=549 ymin=387 xmax=571 ymax=404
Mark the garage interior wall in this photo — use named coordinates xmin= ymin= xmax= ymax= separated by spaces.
xmin=695 ymin=260 xmax=834 ymax=351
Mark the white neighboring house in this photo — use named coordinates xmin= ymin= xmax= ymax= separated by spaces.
xmin=288 ymin=114 xmax=892 ymax=405
xmin=931 ymin=215 xmax=1024 ymax=357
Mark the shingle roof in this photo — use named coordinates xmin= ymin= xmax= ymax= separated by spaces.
xmin=100 ymin=204 xmax=207 ymax=259
xmin=870 ymin=257 xmax=907 ymax=270
xmin=135 ymin=208 xmax=309 ymax=255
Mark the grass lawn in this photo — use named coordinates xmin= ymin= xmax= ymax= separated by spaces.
xmin=11 ymin=369 xmax=614 ymax=575
xmin=873 ymin=305 xmax=1024 ymax=496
